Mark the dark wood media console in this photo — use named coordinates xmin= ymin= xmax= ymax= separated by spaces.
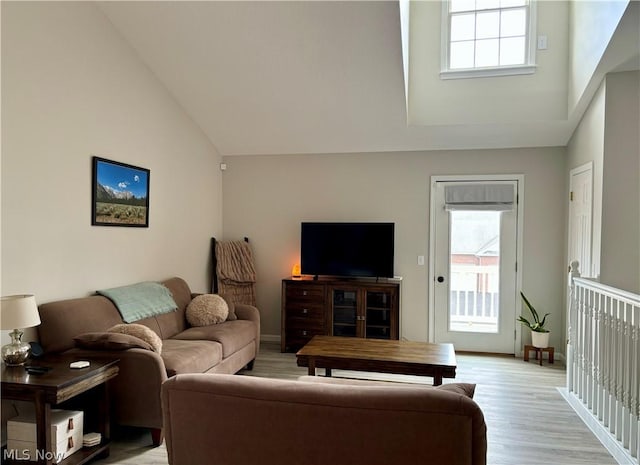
xmin=281 ymin=276 xmax=400 ymax=352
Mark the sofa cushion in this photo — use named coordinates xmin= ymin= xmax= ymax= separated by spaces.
xmin=37 ymin=296 xmax=124 ymax=354
xmin=161 ymin=339 xmax=223 ymax=377
xmin=74 ymin=332 xmax=154 ymax=351
xmin=436 ymin=382 xmax=476 ymax=398
xmin=152 ymin=277 xmax=193 ymax=339
xmin=297 ymin=376 xmax=476 ymax=398
xmin=109 ymin=323 xmax=163 ymax=354
xmin=297 ymin=376 xmax=431 ymax=388
xmin=172 ymin=320 xmax=256 ymax=358
xmin=186 ymin=294 xmax=229 ymax=326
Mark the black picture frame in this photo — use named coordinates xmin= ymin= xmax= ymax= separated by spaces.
xmin=91 ymin=156 xmax=150 ymax=227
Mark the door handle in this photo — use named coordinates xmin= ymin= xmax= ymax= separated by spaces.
xmin=436 ymin=276 xmax=445 ymax=283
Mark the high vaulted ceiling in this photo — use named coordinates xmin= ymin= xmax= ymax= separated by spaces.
xmin=98 ymin=1 xmax=639 ymax=157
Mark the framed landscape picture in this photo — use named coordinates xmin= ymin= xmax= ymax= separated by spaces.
xmin=92 ymin=156 xmax=150 ymax=227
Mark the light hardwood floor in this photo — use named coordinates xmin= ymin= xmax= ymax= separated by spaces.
xmin=106 ymin=341 xmax=615 ymax=465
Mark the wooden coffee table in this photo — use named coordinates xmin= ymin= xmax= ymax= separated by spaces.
xmin=296 ymin=335 xmax=456 ymax=385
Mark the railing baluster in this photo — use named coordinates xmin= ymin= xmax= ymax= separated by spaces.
xmin=617 ymin=299 xmax=624 ymax=442
xmin=590 ymin=287 xmax=595 ymax=409
xmin=603 ymin=294 xmax=612 ymax=427
xmin=568 ymin=273 xmax=640 ymax=464
xmin=594 ymin=291 xmax=603 ymax=420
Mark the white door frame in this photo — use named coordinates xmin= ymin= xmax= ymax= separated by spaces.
xmin=428 ymin=174 xmax=525 ymax=355
xmin=566 ymin=162 xmax=594 ymax=359
xmin=568 ymin=161 xmax=594 ymax=277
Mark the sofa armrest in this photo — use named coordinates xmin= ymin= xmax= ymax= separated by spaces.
xmin=235 ymin=304 xmax=260 ymax=355
xmin=65 ymin=347 xmax=168 ymax=429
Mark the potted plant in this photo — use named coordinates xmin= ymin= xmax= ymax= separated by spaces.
xmin=518 ymin=291 xmax=550 ymax=348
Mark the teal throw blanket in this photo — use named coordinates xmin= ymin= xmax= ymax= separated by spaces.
xmin=97 ymin=282 xmax=177 ymax=323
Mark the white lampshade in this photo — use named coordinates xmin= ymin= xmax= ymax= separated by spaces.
xmin=1 ymin=295 xmax=41 ymax=330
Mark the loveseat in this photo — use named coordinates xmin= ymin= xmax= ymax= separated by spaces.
xmin=36 ymin=277 xmax=260 ymax=446
xmin=161 ymin=374 xmax=487 ymax=465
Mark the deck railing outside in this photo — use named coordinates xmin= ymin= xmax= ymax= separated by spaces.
xmin=450 ymin=264 xmax=499 ymax=332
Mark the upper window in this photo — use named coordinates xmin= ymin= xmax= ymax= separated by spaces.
xmin=441 ymin=0 xmax=537 ymax=79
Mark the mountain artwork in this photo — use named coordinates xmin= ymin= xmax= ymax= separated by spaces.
xmin=91 ymin=157 xmax=150 ymax=227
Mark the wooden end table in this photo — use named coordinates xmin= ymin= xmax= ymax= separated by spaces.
xmin=1 ymin=355 xmax=119 ymax=465
xmin=296 ymin=335 xmax=456 ymax=386
xmin=523 ymin=345 xmax=554 ymax=366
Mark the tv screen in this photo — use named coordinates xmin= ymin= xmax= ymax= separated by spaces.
xmin=301 ymin=222 xmax=394 ymax=278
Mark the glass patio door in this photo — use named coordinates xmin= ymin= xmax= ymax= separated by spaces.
xmin=432 ymin=180 xmax=519 ymax=353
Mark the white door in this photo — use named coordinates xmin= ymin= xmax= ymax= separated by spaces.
xmin=432 ymin=180 xmax=519 ymax=353
xmin=568 ymin=163 xmax=593 ymax=277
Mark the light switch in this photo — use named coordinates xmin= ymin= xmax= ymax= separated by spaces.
xmin=537 ymin=35 xmax=548 ymax=50
xmin=417 ymin=255 xmax=425 ymax=266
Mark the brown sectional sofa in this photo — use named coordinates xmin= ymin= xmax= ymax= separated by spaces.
xmin=36 ymin=277 xmax=260 ymax=445
xmin=161 ymin=373 xmax=487 ymax=465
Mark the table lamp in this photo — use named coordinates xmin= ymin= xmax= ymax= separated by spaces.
xmin=1 ymin=294 xmax=41 ymax=366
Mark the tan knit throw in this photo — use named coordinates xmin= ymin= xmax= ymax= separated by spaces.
xmin=215 ymin=240 xmax=257 ymax=306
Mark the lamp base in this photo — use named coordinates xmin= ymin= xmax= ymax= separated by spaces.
xmin=2 ymin=329 xmax=31 ymax=366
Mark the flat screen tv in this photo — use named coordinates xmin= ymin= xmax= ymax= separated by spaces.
xmin=301 ymin=222 xmax=394 ymax=278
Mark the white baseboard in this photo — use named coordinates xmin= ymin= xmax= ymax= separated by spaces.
xmin=260 ymin=334 xmax=281 ymax=343
xmin=558 ymin=388 xmax=638 ymax=465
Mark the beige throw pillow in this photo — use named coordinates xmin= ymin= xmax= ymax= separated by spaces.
xmin=186 ymin=294 xmax=229 ymax=326
xmin=108 ymin=323 xmax=162 ymax=354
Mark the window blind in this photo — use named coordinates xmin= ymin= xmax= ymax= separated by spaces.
xmin=444 ymin=183 xmax=515 ymax=211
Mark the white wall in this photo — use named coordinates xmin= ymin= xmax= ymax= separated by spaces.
xmin=409 ymin=0 xmax=569 ymax=125
xmin=1 ymin=2 xmax=223 ymax=340
xmin=566 ymin=80 xmax=606 ymax=279
xmin=601 ymin=71 xmax=640 ymax=293
xmin=568 ymin=0 xmax=629 ymax=113
xmin=566 ymin=70 xmax=640 ymax=294
xmin=222 ymin=148 xmax=567 ymax=351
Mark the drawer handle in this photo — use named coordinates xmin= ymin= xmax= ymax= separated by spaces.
xmin=303 ymin=291 xmax=308 ymax=296
xmin=302 ymin=330 xmax=307 ymax=336
xmin=68 ymin=418 xmax=74 ymax=430
xmin=302 ymin=308 xmax=308 ymax=314
xmin=68 ymin=437 xmax=74 ymax=450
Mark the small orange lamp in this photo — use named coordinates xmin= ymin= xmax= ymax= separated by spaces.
xmin=291 ymin=263 xmax=301 ymax=278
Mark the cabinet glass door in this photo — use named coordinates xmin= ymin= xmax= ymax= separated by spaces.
xmin=332 ymin=289 xmax=357 ymax=337
xmin=365 ymin=291 xmax=392 ymax=339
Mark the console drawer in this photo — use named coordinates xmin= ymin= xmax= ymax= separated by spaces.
xmin=286 ymin=315 xmax=325 ymax=331
xmin=286 ymin=285 xmax=325 ymax=303
xmin=286 ymin=304 xmax=324 ymax=320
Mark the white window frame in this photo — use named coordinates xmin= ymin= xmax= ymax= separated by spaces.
xmin=440 ymin=0 xmax=537 ymax=80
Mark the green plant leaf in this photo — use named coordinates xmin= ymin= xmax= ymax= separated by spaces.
xmin=517 ymin=316 xmax=533 ymax=330
xmin=519 ymin=291 xmax=549 ymax=331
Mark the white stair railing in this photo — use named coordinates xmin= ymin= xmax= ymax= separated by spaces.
xmin=567 ymin=261 xmax=640 ymax=464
